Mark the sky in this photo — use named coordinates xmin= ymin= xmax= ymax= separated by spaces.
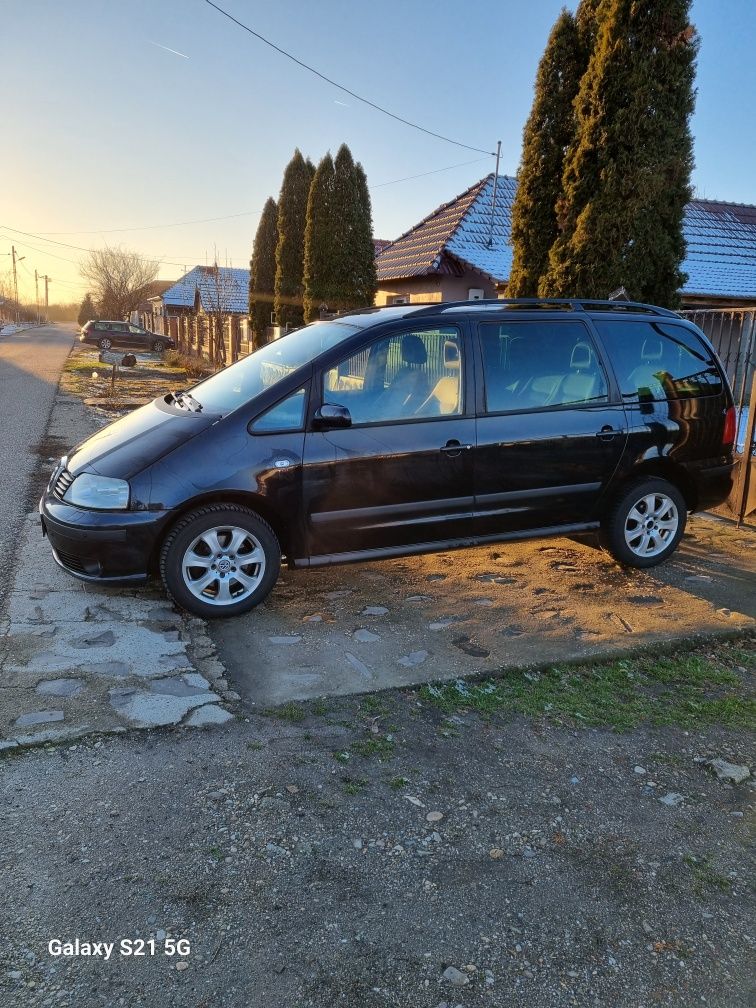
xmin=3 ymin=0 xmax=755 ymax=304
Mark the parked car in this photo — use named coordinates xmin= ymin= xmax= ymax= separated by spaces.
xmin=41 ymin=299 xmax=736 ymax=618
xmin=79 ymin=320 xmax=174 ymax=353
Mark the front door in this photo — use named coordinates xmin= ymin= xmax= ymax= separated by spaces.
xmin=302 ymin=324 xmax=475 ymax=562
xmin=474 ymin=318 xmax=628 ymax=536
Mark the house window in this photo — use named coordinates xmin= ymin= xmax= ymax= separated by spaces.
xmin=389 ymin=295 xmax=410 ymax=306
xmin=468 ymin=288 xmax=485 ymax=301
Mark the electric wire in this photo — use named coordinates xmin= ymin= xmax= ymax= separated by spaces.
xmin=204 ymin=0 xmax=495 ymax=156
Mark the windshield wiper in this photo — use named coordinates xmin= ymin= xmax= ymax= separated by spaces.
xmin=171 ymin=390 xmax=203 ymax=412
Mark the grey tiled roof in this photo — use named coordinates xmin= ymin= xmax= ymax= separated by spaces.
xmin=163 ymin=266 xmax=250 ymax=313
xmin=376 ymin=175 xmax=756 ymax=300
xmin=681 ymin=200 xmax=756 ymax=298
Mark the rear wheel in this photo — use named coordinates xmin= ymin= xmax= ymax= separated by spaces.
xmin=160 ymin=504 xmax=280 ymax=618
xmin=152 ymin=339 xmax=165 ymax=353
xmin=98 ymin=337 xmax=112 ymax=350
xmin=602 ymin=478 xmax=686 ymax=568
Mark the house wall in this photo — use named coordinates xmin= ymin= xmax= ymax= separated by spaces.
xmin=375 ymin=271 xmax=497 ymax=306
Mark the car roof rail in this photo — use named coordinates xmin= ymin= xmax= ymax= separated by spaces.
xmin=407 ymin=298 xmax=678 ymax=318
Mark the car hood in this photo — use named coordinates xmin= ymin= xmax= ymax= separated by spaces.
xmin=67 ymin=398 xmax=218 ymax=480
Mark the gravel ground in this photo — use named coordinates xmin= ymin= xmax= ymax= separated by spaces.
xmin=0 ymin=668 xmax=753 ymax=1008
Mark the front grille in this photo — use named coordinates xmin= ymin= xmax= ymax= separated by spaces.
xmin=53 ymin=548 xmax=87 ymax=575
xmin=53 ymin=468 xmax=75 ymax=500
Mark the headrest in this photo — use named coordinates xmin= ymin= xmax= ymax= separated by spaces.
xmin=443 ymin=339 xmax=460 ymax=370
xmin=570 ymin=342 xmax=593 ymax=370
xmin=401 ymin=333 xmax=427 ymax=365
xmin=641 ymin=338 xmax=663 ymax=361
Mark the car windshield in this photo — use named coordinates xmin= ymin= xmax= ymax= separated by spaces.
xmin=184 ymin=320 xmax=362 ymax=415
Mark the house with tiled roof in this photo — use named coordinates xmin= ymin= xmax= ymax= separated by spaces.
xmin=141 ymin=265 xmax=252 ymax=363
xmin=162 ymin=265 xmax=250 ymax=314
xmin=375 ymin=174 xmax=756 ymax=308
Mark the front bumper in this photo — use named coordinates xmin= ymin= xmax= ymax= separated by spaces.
xmin=39 ymin=493 xmax=171 ymax=585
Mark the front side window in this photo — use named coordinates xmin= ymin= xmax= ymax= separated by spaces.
xmin=129 ymin=324 xmax=143 ymax=334
xmin=480 ymin=320 xmax=608 ymax=413
xmin=251 ymin=388 xmax=307 ymax=432
xmin=594 ymin=320 xmax=724 ymax=401
xmin=184 ymin=320 xmax=361 ymax=415
xmin=323 ymin=327 xmax=463 ymax=424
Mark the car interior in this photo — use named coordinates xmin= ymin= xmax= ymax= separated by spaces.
xmin=482 ymin=324 xmax=608 ymax=412
xmin=324 ymin=329 xmax=463 ymax=423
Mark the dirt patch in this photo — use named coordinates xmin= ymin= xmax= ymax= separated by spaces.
xmin=61 ymin=343 xmax=190 ymax=416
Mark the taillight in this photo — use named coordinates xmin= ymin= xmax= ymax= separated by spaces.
xmin=722 ymin=405 xmax=736 ymax=449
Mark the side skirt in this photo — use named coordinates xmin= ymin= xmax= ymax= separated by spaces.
xmin=293 ymin=521 xmax=600 ymax=569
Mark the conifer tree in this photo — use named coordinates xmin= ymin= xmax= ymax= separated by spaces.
xmin=274 ymin=150 xmax=315 ymax=329
xmin=508 ymin=9 xmax=584 ymax=297
xmin=249 ymin=197 xmax=278 ymax=348
xmin=330 ymin=144 xmax=377 ymax=312
xmin=541 ymin=0 xmax=698 ymax=306
xmin=303 ymin=153 xmax=336 ymax=323
xmin=77 ymin=293 xmax=96 ymax=326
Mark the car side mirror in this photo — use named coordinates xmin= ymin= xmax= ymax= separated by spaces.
xmin=313 ymin=403 xmax=352 ymax=430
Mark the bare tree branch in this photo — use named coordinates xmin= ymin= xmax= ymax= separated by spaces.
xmin=79 ymin=246 xmax=159 ymax=319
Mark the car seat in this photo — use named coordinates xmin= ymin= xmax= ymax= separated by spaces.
xmin=560 ymin=342 xmax=602 ymax=403
xmin=374 ymin=334 xmax=430 ymax=418
xmin=416 ymin=339 xmax=461 ymax=416
xmin=626 ymin=338 xmax=665 ymax=398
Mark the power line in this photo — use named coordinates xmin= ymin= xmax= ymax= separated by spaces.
xmin=38 ymin=209 xmax=262 ymax=236
xmin=204 ymin=0 xmax=495 ymax=156
xmin=372 ymin=157 xmax=492 ymax=188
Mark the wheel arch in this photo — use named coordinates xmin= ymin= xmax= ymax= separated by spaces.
xmin=605 ymin=459 xmax=697 ymax=515
xmin=149 ymin=490 xmax=296 ymax=576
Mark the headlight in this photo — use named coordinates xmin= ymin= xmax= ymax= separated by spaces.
xmin=63 ymin=473 xmax=130 ymax=510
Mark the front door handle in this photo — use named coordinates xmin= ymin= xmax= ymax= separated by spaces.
xmin=595 ymin=425 xmax=624 ymax=441
xmin=441 ymin=439 xmax=473 ymax=456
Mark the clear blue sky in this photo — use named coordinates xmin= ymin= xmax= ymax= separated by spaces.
xmin=3 ymin=0 xmax=754 ymax=302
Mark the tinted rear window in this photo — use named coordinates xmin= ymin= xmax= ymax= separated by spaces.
xmin=593 ymin=320 xmax=723 ymax=401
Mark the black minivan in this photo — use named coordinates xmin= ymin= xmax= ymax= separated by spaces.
xmin=41 ymin=300 xmax=736 ymax=618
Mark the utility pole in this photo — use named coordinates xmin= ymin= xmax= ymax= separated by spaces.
xmin=487 ymin=140 xmax=502 ymax=248
xmin=11 ymin=246 xmax=25 ymax=322
xmin=35 ymin=269 xmax=40 ymax=324
xmin=41 ymin=275 xmax=51 ymax=323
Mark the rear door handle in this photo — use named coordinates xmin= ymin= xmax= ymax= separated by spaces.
xmin=595 ymin=426 xmax=624 ymax=441
xmin=441 ymin=440 xmax=473 ymax=455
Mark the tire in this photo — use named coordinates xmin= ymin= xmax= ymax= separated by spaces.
xmin=152 ymin=339 xmax=165 ymax=353
xmin=160 ymin=504 xmax=281 ymax=618
xmin=601 ymin=478 xmax=686 ymax=568
xmin=98 ymin=337 xmax=112 ymax=350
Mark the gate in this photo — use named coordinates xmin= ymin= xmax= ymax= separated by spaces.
xmin=680 ymin=308 xmax=756 ymax=525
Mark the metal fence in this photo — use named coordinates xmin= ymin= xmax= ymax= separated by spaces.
xmin=680 ymin=308 xmax=756 ymax=524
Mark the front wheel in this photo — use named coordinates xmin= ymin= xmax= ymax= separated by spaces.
xmin=160 ymin=504 xmax=281 ymax=617
xmin=152 ymin=339 xmax=165 ymax=353
xmin=601 ymin=478 xmax=687 ymax=568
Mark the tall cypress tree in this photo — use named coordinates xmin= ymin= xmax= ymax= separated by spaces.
xmin=330 ymin=144 xmax=377 ymax=312
xmin=351 ymin=160 xmax=378 ymax=309
xmin=249 ymin=197 xmax=278 ymax=348
xmin=542 ymin=0 xmax=698 ymax=305
xmin=274 ymin=150 xmax=315 ymax=329
xmin=508 ymin=9 xmax=584 ymax=297
xmin=303 ymin=153 xmax=336 ymax=323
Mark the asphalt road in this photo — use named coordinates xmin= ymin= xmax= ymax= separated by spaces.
xmin=0 ymin=323 xmax=74 ymax=591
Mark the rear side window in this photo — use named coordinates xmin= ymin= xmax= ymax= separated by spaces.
xmin=594 ymin=320 xmax=723 ymax=401
xmin=479 ymin=320 xmax=608 ymax=412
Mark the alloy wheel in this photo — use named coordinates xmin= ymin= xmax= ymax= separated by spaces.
xmin=181 ymin=525 xmax=266 ymax=607
xmin=623 ymin=492 xmax=679 ymax=558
